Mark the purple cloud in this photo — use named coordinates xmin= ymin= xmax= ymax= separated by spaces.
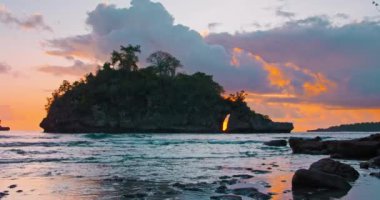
xmin=0 ymin=62 xmax=11 ymax=74
xmin=38 ymin=60 xmax=97 ymax=76
xmin=206 ymin=17 xmax=380 ymax=108
xmin=0 ymin=4 xmax=52 ymax=31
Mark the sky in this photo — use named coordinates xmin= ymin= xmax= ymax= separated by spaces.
xmin=0 ymin=0 xmax=380 ymax=131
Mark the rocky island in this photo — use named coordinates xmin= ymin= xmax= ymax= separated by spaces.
xmin=0 ymin=120 xmax=10 ymax=131
xmin=308 ymin=122 xmax=380 ymax=132
xmin=40 ymin=45 xmax=293 ymax=133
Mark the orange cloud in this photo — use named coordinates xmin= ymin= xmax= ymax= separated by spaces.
xmin=284 ymin=62 xmax=336 ymax=96
xmin=249 ymin=53 xmax=292 ymax=92
xmin=200 ymin=29 xmax=209 ymax=38
xmin=230 ymin=47 xmax=243 ymax=66
xmin=244 ymin=95 xmax=380 ymax=132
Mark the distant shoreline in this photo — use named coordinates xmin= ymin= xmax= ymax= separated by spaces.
xmin=308 ymin=122 xmax=380 ymax=132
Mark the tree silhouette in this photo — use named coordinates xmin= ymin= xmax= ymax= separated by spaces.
xmin=147 ymin=51 xmax=182 ymax=77
xmin=227 ymin=90 xmax=247 ymax=102
xmin=111 ymin=45 xmax=141 ymax=71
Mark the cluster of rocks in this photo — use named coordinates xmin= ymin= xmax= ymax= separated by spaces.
xmin=288 ymin=133 xmax=380 ymax=159
xmin=292 ymin=158 xmax=359 ymax=198
xmin=0 ymin=184 xmax=22 ymax=199
xmin=211 ymin=185 xmax=271 ymax=200
xmin=290 ymin=133 xmax=380 ymax=198
xmin=210 ymin=174 xmax=273 ymax=200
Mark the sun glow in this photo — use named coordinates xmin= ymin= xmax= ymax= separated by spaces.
xmin=222 ymin=114 xmax=230 ymax=132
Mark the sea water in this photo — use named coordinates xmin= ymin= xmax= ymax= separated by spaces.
xmin=0 ymin=131 xmax=379 ymax=199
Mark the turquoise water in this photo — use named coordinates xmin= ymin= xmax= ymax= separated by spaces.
xmin=0 ymin=131 xmax=379 ymax=199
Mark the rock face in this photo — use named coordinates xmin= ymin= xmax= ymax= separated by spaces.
xmin=309 ymin=158 xmax=359 ymax=181
xmin=289 ymin=134 xmax=380 ymax=159
xmin=263 ymin=140 xmax=287 ymax=147
xmin=292 ymin=169 xmax=352 ymax=191
xmin=292 ymin=158 xmax=357 ymax=194
xmin=222 ymin=107 xmax=293 ymax=133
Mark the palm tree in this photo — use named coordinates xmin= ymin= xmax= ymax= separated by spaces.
xmin=111 ymin=45 xmax=141 ymax=71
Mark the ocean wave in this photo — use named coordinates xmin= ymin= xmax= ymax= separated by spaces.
xmin=7 ymin=149 xmax=59 ymax=155
xmin=0 ymin=142 xmax=62 ymax=147
xmin=67 ymin=141 xmax=93 ymax=147
xmin=121 ymin=155 xmax=249 ymax=160
xmin=0 ymin=135 xmax=17 ymax=139
xmin=83 ymin=133 xmax=114 ymax=140
xmin=127 ymin=139 xmax=263 ymax=146
xmin=0 ymin=158 xmax=70 ymax=164
xmin=0 ymin=141 xmax=92 ymax=148
xmin=206 ymin=140 xmax=261 ymax=145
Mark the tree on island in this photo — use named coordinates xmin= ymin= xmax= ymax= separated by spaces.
xmin=147 ymin=51 xmax=182 ymax=77
xmin=41 ymin=45 xmax=293 ymax=133
xmin=111 ymin=45 xmax=141 ymax=71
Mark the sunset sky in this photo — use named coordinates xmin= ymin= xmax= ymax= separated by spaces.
xmin=1 ymin=0 xmax=380 ymax=131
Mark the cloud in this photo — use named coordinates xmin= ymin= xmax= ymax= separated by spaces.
xmin=45 ymin=0 xmax=330 ymax=98
xmin=38 ymin=60 xmax=97 ymax=76
xmin=0 ymin=62 xmax=11 ymax=74
xmin=208 ymin=22 xmax=222 ymax=30
xmin=0 ymin=4 xmax=52 ymax=31
xmin=206 ymin=17 xmax=380 ymax=108
xmin=275 ymin=8 xmax=295 ymax=19
xmin=44 ymin=0 xmax=272 ymax=92
xmin=335 ymin=13 xmax=349 ymax=19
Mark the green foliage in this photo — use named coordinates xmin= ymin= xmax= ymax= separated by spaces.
xmin=227 ymin=90 xmax=247 ymax=102
xmin=111 ymin=45 xmax=141 ymax=71
xmin=45 ymin=80 xmax=72 ymax=111
xmin=147 ymin=51 xmax=182 ymax=77
xmin=43 ymin=45 xmax=268 ymax=132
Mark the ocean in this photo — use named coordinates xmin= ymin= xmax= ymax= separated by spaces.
xmin=0 ymin=131 xmax=379 ymax=200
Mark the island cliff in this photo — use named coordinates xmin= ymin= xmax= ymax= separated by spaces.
xmin=40 ymin=45 xmax=293 ymax=133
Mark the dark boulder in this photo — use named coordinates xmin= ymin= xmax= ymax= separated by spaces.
xmin=0 ymin=192 xmax=9 ymax=198
xmin=360 ymin=162 xmax=370 ymax=169
xmin=8 ymin=184 xmax=17 ymax=189
xmin=332 ymin=141 xmax=379 ymax=159
xmin=231 ymin=187 xmax=271 ymax=200
xmin=369 ymin=156 xmax=380 ymax=168
xmin=370 ymin=172 xmax=380 ymax=178
xmin=210 ymin=195 xmax=242 ymax=200
xmin=292 ymin=169 xmax=352 ymax=191
xmin=288 ymin=137 xmax=327 ymax=154
xmin=264 ymin=140 xmax=287 ymax=147
xmin=309 ymin=158 xmax=359 ymax=181
xmin=293 ymin=188 xmax=349 ymax=200
xmin=231 ymin=174 xmax=254 ymax=179
xmin=215 ymin=185 xmax=228 ymax=194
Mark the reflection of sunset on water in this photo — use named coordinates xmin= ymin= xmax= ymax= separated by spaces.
xmin=266 ymin=172 xmax=293 ymax=200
